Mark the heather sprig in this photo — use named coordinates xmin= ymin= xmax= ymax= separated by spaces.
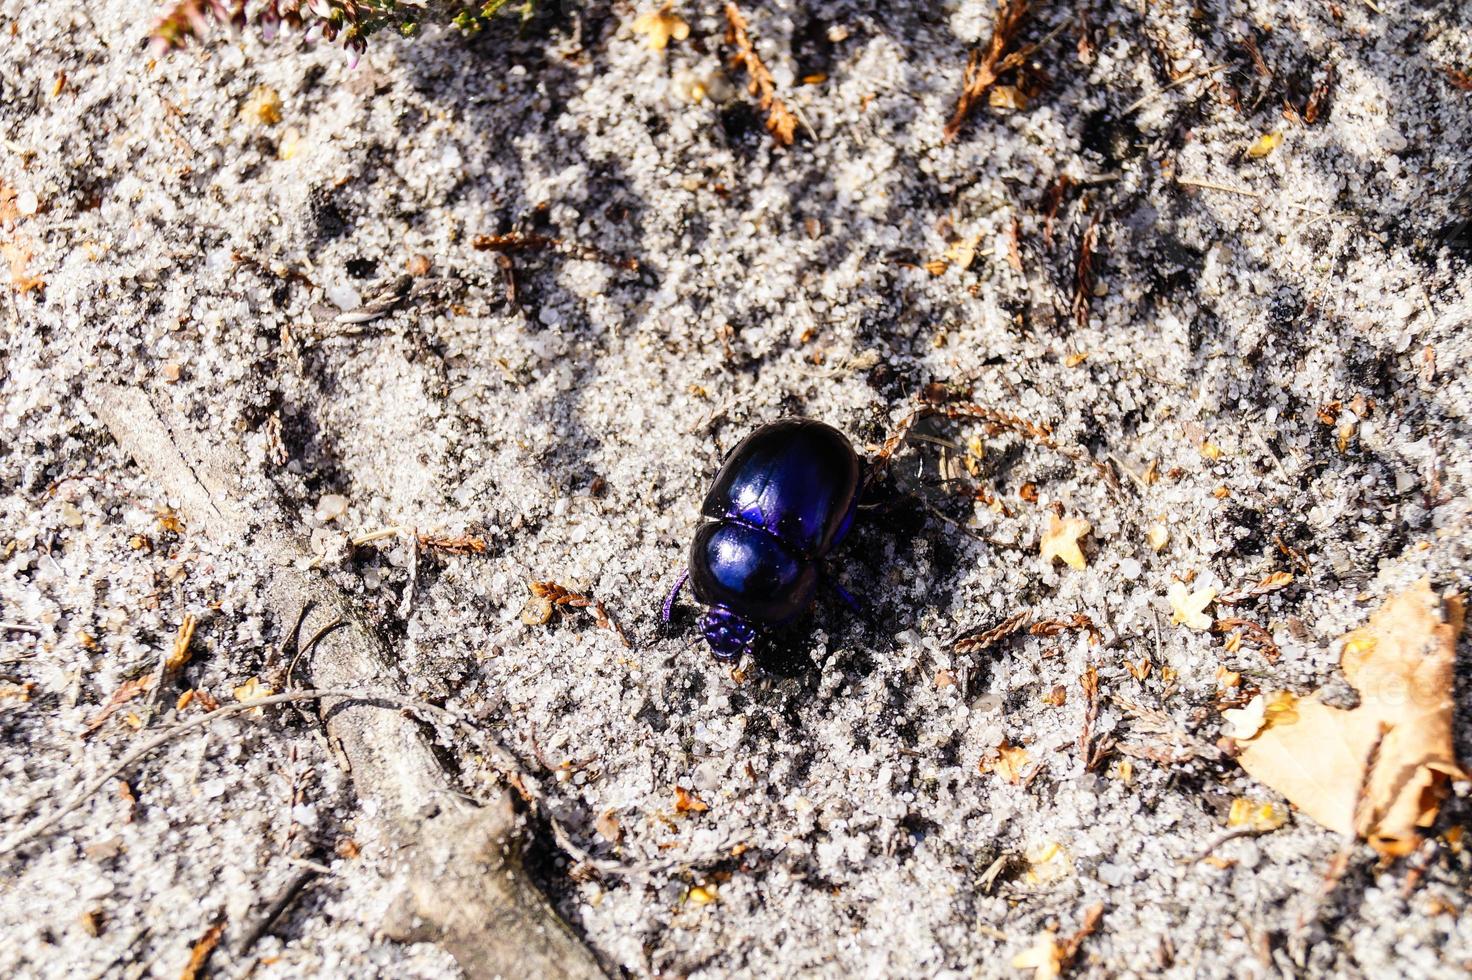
xmin=151 ymin=0 xmax=539 ymax=58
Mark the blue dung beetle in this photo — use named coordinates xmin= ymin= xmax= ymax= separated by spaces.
xmin=662 ymin=418 xmax=867 ymax=663
xmin=659 ymin=400 xmax=1071 ymax=665
xmin=661 ymin=402 xmax=1087 ymax=664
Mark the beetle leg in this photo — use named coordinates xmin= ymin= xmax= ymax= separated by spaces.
xmin=661 ymin=568 xmax=689 ymax=622
xmin=827 ymin=577 xmax=862 ymax=614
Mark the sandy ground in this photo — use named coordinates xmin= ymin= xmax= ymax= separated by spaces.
xmin=3 ymin=1 xmax=1472 ymax=977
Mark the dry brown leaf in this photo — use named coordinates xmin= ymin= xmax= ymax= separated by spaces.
xmin=632 ymin=4 xmax=689 ymax=51
xmin=674 ymin=785 xmax=709 ymax=813
xmin=2 ymin=238 xmax=44 ymax=295
xmin=165 ymin=614 xmax=197 ymax=672
xmin=1231 ymin=580 xmax=1464 ymax=856
xmin=1040 ymin=515 xmax=1090 ymax=570
xmin=981 ymin=739 xmax=1031 ymax=785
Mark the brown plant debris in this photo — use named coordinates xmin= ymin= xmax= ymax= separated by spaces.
xmin=1228 ymin=581 xmax=1464 ymax=857
xmin=1007 ymin=216 xmax=1025 ymax=272
xmin=1079 ymin=665 xmax=1099 ymax=764
xmin=1439 ymin=66 xmax=1472 ymax=91
xmin=165 ymin=614 xmax=197 ymax=672
xmin=3 ymin=236 xmax=44 ymax=295
xmin=180 ymin=919 xmax=225 ymax=980
xmin=1040 ymin=515 xmax=1090 ymax=570
xmin=82 ymin=674 xmax=156 ymax=738
xmin=724 ymin=3 xmax=798 ymax=146
xmin=1030 ymin=613 xmax=1101 ymax=645
xmin=674 ymin=785 xmax=709 ymax=813
xmin=1071 ymin=211 xmax=1100 ymax=329
xmin=1213 ymin=617 xmax=1281 ymax=663
xmin=1042 ymin=175 xmax=1072 ymax=248
xmin=472 ymin=232 xmax=639 ymax=273
xmin=527 ymin=581 xmax=630 ymax=647
xmin=1011 ymin=903 xmax=1104 ymax=979
xmin=416 ymin=532 xmax=487 ymax=555
xmin=979 ymin=739 xmax=1032 ymax=784
xmin=1216 ymin=571 xmax=1294 ymax=605
xmin=945 ymin=0 xmax=1033 ymax=141
xmin=954 ymin=610 xmax=1033 ymax=653
xmin=632 ymin=4 xmax=690 ymax=51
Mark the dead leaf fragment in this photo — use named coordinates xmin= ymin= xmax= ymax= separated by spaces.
xmin=989 ymin=84 xmax=1028 ymax=110
xmin=2 ymin=238 xmax=44 ymax=294
xmin=1246 ymin=131 xmax=1282 ymax=158
xmin=165 ymin=614 xmax=197 ymax=672
xmin=1012 ymin=904 xmax=1102 ymax=979
xmin=1167 ymin=582 xmax=1216 ymax=631
xmin=1228 ymin=797 xmax=1288 ymax=832
xmin=632 ymin=4 xmax=689 ymax=51
xmin=594 ymin=809 xmax=623 ymax=843
xmin=232 ymin=676 xmax=273 ymax=717
xmin=1040 ymin=515 xmax=1090 ymax=570
xmin=944 ymin=233 xmax=982 ymax=270
xmin=1231 ymin=581 xmax=1464 ymax=856
xmin=243 ymin=85 xmax=282 ymax=126
xmin=181 ymin=920 xmax=225 ymax=980
xmin=83 ymin=675 xmax=156 ymax=737
xmin=981 ymin=739 xmax=1032 ymax=785
xmin=674 ymin=785 xmax=709 ymax=813
xmin=0 ymin=682 xmax=33 ymax=702
xmin=1011 ymin=930 xmax=1062 ymax=979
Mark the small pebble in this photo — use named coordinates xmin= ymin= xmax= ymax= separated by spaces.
xmin=325 ymin=284 xmax=362 ymax=311
xmin=314 ymin=493 xmax=348 ymax=523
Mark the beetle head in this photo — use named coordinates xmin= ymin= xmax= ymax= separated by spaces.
xmin=701 ymin=605 xmax=756 ymax=663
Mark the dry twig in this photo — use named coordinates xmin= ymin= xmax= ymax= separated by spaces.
xmin=472 ymin=232 xmax=640 ymax=273
xmin=724 ymin=3 xmax=798 ymax=146
xmin=1072 ymin=211 xmax=1101 ymax=329
xmin=1215 ymin=571 xmax=1293 ymax=605
xmin=87 ymin=383 xmax=603 ymax=979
